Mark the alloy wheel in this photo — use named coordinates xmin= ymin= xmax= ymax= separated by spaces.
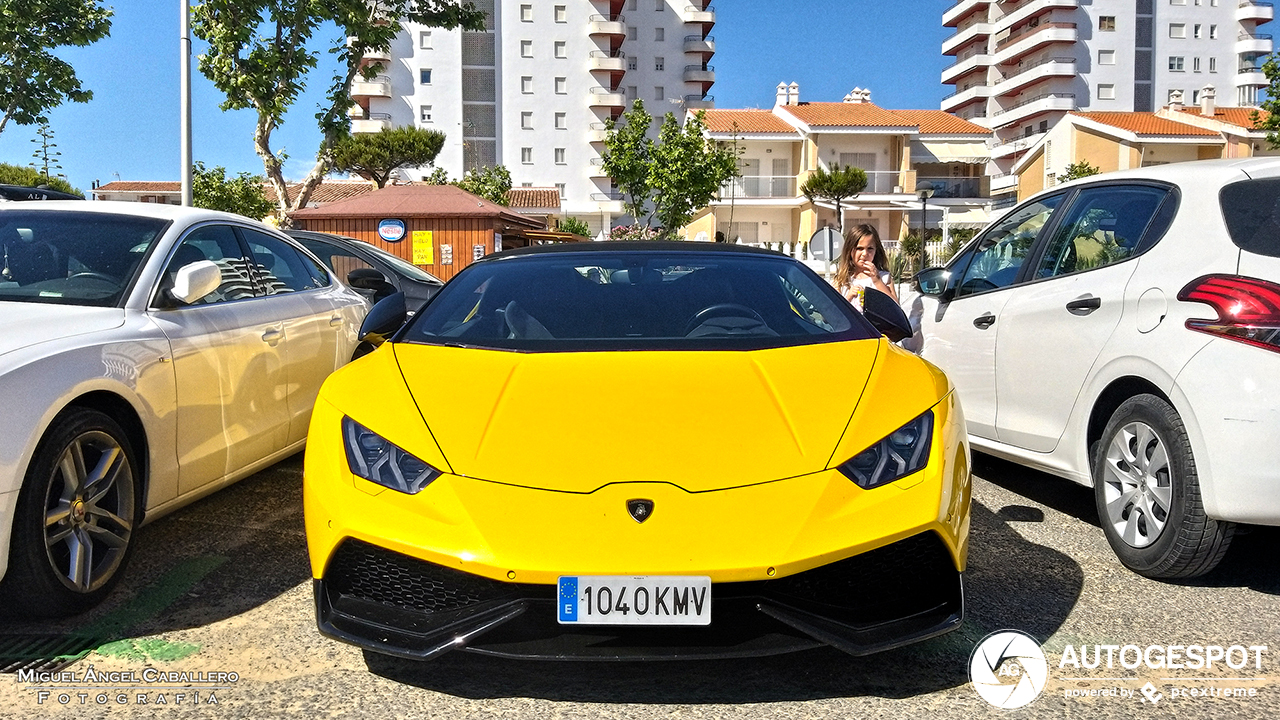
xmin=1101 ymin=421 xmax=1171 ymax=549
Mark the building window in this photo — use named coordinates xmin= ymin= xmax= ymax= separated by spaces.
xmin=555 ymin=112 xmax=566 ymax=129
xmin=555 ymin=148 xmax=566 ymax=164
xmin=420 ymin=105 xmax=432 ymax=123
xmin=1193 ymin=57 xmax=1201 ymax=72
xmin=1210 ymin=57 xmax=1217 ymax=72
xmin=1169 ymin=24 xmax=1185 ymax=39
xmin=656 ymin=0 xmax=664 ymax=9
xmin=521 ymin=40 xmax=533 ymax=58
xmin=1098 ymin=84 xmax=1116 ymax=100
xmin=555 ymin=76 xmax=567 ymax=94
xmin=628 ymin=26 xmax=638 ymax=40
xmin=655 ymin=86 xmax=664 ymax=101
xmin=1169 ymin=56 xmax=1184 ymax=71
xmin=522 ymin=111 xmax=533 ymax=129
xmin=555 ymin=5 xmax=566 ymax=22
xmin=655 ymin=27 xmax=664 ymax=41
xmin=655 ymin=57 xmax=665 ymax=71
xmin=1099 ymin=49 xmax=1115 ymax=65
xmin=1192 ymin=89 xmax=1200 ymax=104
xmin=627 ymin=56 xmax=637 ymax=70
xmin=627 ymin=85 xmax=637 ymax=101
xmin=520 ymin=4 xmax=532 ymax=21
xmin=419 ymin=31 xmax=432 ymax=49
xmin=1099 ymin=16 xmax=1116 ymax=32
xmin=521 ymin=76 xmax=533 ymax=94
xmin=556 ymin=183 xmax=566 ymax=199
xmin=1209 ymin=25 xmax=1217 ymax=39
xmin=521 ymin=147 xmax=533 ymax=164
xmin=419 ymin=68 xmax=432 ymax=84
xmin=1170 ymin=0 xmax=1186 ymax=5
xmin=554 ymin=41 xmax=566 ymax=59
xmin=1193 ymin=24 xmax=1201 ymax=39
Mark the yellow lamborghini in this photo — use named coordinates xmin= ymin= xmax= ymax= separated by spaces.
xmin=304 ymin=242 xmax=970 ymax=661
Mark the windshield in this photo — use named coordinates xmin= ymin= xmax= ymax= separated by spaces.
xmin=401 ymin=250 xmax=876 ymax=352
xmin=360 ymin=241 xmax=444 ymax=284
xmin=0 ymin=210 xmax=169 ymax=307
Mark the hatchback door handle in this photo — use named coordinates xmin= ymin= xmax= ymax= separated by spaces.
xmin=261 ymin=328 xmax=283 ymax=346
xmin=1066 ymin=295 xmax=1102 ymax=316
xmin=973 ymin=312 xmax=996 ymax=329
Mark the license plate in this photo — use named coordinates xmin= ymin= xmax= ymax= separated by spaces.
xmin=557 ymin=576 xmax=711 ymax=625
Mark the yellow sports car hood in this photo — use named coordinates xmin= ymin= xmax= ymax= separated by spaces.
xmin=392 ymin=340 xmax=886 ymax=493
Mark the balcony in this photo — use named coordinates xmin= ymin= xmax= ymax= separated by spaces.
xmin=719 ymin=175 xmax=797 ymax=199
xmin=1239 ymin=66 xmax=1269 ymax=85
xmin=992 ymin=0 xmax=1079 ymax=36
xmin=941 ymin=51 xmax=992 ymax=85
xmin=588 ymin=87 xmax=626 ymax=108
xmin=590 ymin=50 xmax=626 ymax=73
xmin=942 ymin=21 xmax=993 ymax=56
xmin=589 ymin=157 xmax=608 ymax=179
xmin=1237 ymin=32 xmax=1273 ymax=54
xmin=350 ymin=75 xmax=391 ymax=98
xmin=989 ymin=131 xmax=1045 ymax=159
xmin=915 ymin=176 xmax=982 ymax=199
xmin=990 ymin=56 xmax=1075 ymax=97
xmin=943 ymin=0 xmax=993 ymax=28
xmin=684 ymin=64 xmax=715 ymax=84
xmin=992 ymin=23 xmax=1078 ymax=66
xmin=347 ymin=36 xmax=391 ymax=63
xmin=684 ymin=94 xmax=714 ymax=109
xmin=940 ymin=84 xmax=994 ymax=112
xmin=351 ymin=113 xmax=392 ymax=134
xmin=588 ymin=14 xmax=626 ymax=38
xmin=684 ymin=34 xmax=715 ymax=55
xmin=590 ymin=191 xmax=625 ymax=213
xmin=682 ymin=5 xmax=716 ymax=26
xmin=1238 ymin=1 xmax=1275 ymax=23
xmin=989 ymin=92 xmax=1075 ymax=127
xmin=588 ymin=122 xmax=609 ymax=143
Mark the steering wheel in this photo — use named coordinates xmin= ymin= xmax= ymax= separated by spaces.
xmin=67 ymin=272 xmax=118 ymax=283
xmin=682 ymin=303 xmax=767 ymax=335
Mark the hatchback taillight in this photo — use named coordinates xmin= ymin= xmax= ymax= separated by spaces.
xmin=1178 ymin=274 xmax=1280 ymax=353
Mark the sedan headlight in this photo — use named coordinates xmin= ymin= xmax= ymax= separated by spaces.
xmin=836 ymin=410 xmax=934 ymax=490
xmin=342 ymin=416 xmax=442 ymax=494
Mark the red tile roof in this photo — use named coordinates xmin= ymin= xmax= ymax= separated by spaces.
xmin=1175 ymin=106 xmax=1271 ymax=130
xmin=702 ymin=109 xmax=798 ymax=134
xmin=505 ymin=187 xmax=562 ymax=209
xmin=888 ymin=110 xmax=990 ymax=135
xmin=264 ymin=180 xmax=373 ymax=206
xmin=779 ymin=102 xmax=916 ymax=128
xmin=290 ymin=184 xmax=543 ymax=227
xmin=1075 ymin=112 xmax=1221 ymax=136
xmin=94 ymin=181 xmax=180 ymax=192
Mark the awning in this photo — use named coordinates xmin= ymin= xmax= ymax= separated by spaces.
xmin=910 ymin=141 xmax=990 ymax=164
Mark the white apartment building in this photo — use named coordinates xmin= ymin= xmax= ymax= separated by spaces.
xmin=348 ymin=0 xmax=717 ymax=235
xmin=941 ymin=0 xmax=1273 ymax=204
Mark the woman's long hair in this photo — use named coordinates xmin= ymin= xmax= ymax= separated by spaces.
xmin=834 ymin=223 xmax=888 ymax=289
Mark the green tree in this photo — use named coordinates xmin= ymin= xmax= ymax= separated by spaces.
xmin=649 ymin=111 xmax=739 ymax=236
xmin=800 ymin=164 xmax=868 ymax=236
xmin=420 ymin=166 xmax=451 ymax=185
xmin=1254 ymin=54 xmax=1280 ymax=145
xmin=601 ymin=99 xmax=654 ymax=223
xmin=331 ymin=126 xmax=447 ymax=188
xmin=455 ymin=165 xmax=512 ymax=205
xmin=558 ymin=216 xmax=592 ymax=237
xmin=192 ymin=162 xmax=274 ymax=220
xmin=192 ymin=1 xmax=485 ymax=223
xmin=0 ymin=1 xmax=113 ymax=136
xmin=0 ymin=162 xmax=79 ymax=196
xmin=1061 ymin=159 xmax=1101 ymax=182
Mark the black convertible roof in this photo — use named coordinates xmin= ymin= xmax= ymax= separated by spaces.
xmin=486 ymin=241 xmax=787 ymax=260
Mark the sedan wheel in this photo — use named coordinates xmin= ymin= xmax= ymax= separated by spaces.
xmin=1092 ymin=394 xmax=1233 ymax=579
xmin=0 ymin=408 xmax=139 ymax=617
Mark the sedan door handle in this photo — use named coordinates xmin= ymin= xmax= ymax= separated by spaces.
xmin=329 ymin=315 xmax=344 ymax=328
xmin=1066 ymin=295 xmax=1102 ymax=316
xmin=261 ymin=328 xmax=283 ymax=346
xmin=972 ymin=312 xmax=996 ymax=330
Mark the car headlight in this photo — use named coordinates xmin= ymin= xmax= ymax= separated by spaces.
xmin=836 ymin=410 xmax=934 ymax=490
xmin=342 ymin=416 xmax=442 ymax=494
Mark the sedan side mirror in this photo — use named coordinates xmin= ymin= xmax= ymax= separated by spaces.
xmin=915 ymin=267 xmax=954 ymax=301
xmin=348 ymin=267 xmax=393 ymax=292
xmin=862 ymin=287 xmax=913 ymax=343
xmin=358 ymin=292 xmax=408 ymax=347
xmin=170 ymin=260 xmax=222 ymax=305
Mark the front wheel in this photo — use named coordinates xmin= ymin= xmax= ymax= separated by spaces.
xmin=1092 ymin=394 xmax=1232 ymax=579
xmin=0 ymin=408 xmax=140 ymax=617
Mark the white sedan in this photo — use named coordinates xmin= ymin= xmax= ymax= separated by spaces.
xmin=0 ymin=202 xmax=367 ymax=616
xmin=914 ymin=158 xmax=1280 ymax=578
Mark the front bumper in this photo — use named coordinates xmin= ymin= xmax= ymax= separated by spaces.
xmin=315 ymin=532 xmax=962 ymax=661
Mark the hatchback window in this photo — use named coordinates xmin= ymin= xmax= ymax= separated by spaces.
xmin=158 ymin=224 xmax=259 ymax=306
xmin=954 ymin=194 xmax=1063 ymax=297
xmin=1035 ymin=186 xmax=1166 ymax=278
xmin=241 ymin=229 xmax=330 ymax=294
xmin=1221 ymin=177 xmax=1280 ymax=258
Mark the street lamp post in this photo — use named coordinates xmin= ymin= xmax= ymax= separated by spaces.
xmin=915 ymin=180 xmax=935 ymax=273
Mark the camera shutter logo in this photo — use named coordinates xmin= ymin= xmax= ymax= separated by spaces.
xmin=970 ymin=630 xmax=1049 ymax=709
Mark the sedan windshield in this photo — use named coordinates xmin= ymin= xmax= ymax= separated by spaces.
xmin=403 ymin=250 xmax=877 ymax=351
xmin=0 ymin=211 xmax=169 ymax=307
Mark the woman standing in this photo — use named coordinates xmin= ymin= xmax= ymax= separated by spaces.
xmin=832 ymin=224 xmax=898 ymax=310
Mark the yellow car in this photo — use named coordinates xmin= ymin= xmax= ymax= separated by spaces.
xmin=304 ymin=243 xmax=970 ymax=661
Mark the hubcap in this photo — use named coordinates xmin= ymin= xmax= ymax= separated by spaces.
xmin=43 ymin=430 xmax=135 ymax=593
xmin=1102 ymin=421 xmax=1172 ymax=549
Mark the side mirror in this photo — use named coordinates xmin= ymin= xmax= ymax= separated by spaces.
xmin=347 ymin=267 xmax=392 ymax=292
xmin=358 ymin=292 xmax=407 ymax=347
xmin=170 ymin=260 xmax=222 ymax=305
xmin=915 ymin=267 xmax=952 ymax=300
xmin=862 ymin=287 xmax=913 ymax=343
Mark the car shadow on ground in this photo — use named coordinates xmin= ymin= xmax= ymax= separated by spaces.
xmin=363 ymin=499 xmax=1085 ymax=703
xmin=0 ymin=455 xmax=311 ymax=666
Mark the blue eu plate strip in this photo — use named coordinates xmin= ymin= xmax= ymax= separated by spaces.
xmin=558 ymin=577 xmax=578 ymax=622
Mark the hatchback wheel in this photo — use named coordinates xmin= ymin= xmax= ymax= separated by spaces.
xmin=0 ymin=408 xmax=140 ymax=617
xmin=1092 ymin=394 xmax=1232 ymax=579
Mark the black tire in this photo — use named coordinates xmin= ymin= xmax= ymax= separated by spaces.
xmin=0 ymin=408 xmax=141 ymax=617
xmin=1092 ymin=394 xmax=1233 ymax=579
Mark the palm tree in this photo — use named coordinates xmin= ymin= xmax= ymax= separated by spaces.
xmin=800 ymin=163 xmax=868 ymax=236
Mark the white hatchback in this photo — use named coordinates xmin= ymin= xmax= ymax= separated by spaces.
xmin=0 ymin=202 xmax=367 ymax=615
xmin=914 ymin=158 xmax=1280 ymax=578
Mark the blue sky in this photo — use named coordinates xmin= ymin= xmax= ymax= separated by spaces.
xmin=0 ymin=1 xmax=952 ymax=194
